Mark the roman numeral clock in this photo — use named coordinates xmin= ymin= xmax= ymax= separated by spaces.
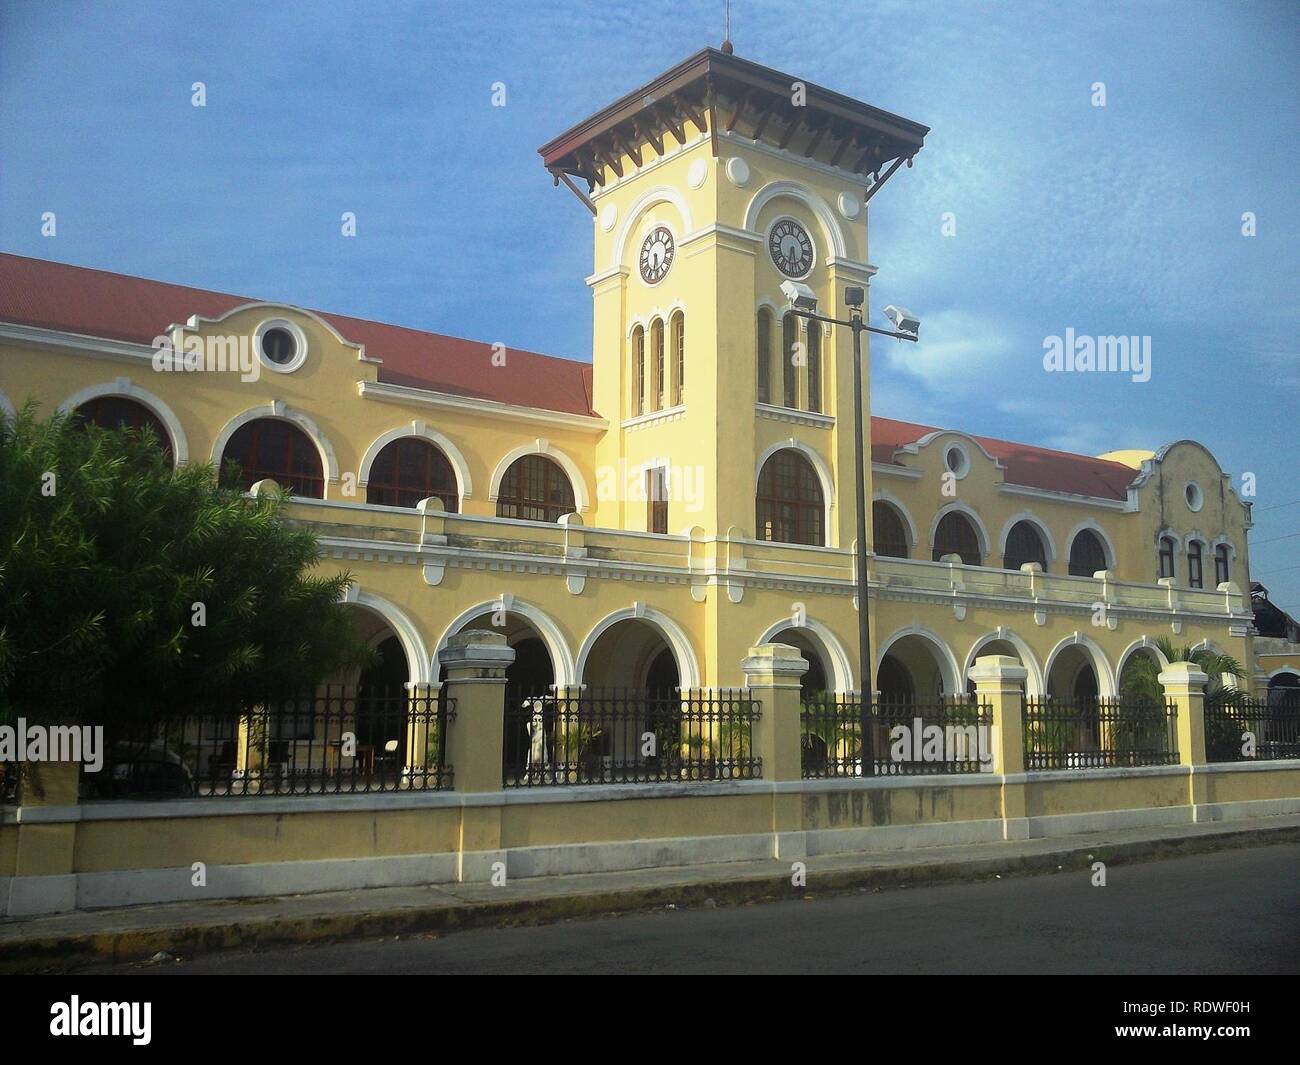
xmin=639 ymin=225 xmax=675 ymax=284
xmin=769 ymin=218 xmax=814 ymax=279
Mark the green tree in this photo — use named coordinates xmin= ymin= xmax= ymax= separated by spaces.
xmin=0 ymin=406 xmax=372 ymax=729
xmin=1117 ymin=637 xmax=1244 ymax=703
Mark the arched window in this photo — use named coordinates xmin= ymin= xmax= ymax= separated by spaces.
xmin=631 ymin=325 xmax=645 ymax=416
xmin=1068 ymin=528 xmax=1108 ymax=577
xmin=366 ymin=438 xmax=458 ymax=511
xmin=1158 ymin=535 xmax=1175 ymax=579
xmin=75 ymin=396 xmax=172 ymax=460
xmin=671 ymin=311 xmax=684 ymax=406
xmin=757 ymin=449 xmax=824 ymax=546
xmin=933 ymin=511 xmax=982 ymax=566
xmin=873 ymin=501 xmax=909 ymax=559
xmin=756 ymin=309 xmax=772 ymax=404
xmin=222 ymin=418 xmax=324 ymax=498
xmin=806 ymin=324 xmax=821 ymax=413
xmin=496 ymin=454 xmax=576 ymax=523
xmin=1188 ymin=540 xmax=1204 ymax=589
xmin=781 ymin=315 xmax=798 ymax=408
xmin=650 ymin=317 xmax=665 ymax=412
xmin=1214 ymin=543 xmax=1230 ymax=586
xmin=1005 ymin=520 xmax=1048 ymax=572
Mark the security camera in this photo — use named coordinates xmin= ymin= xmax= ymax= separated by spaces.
xmin=780 ymin=280 xmax=818 ymax=313
xmin=883 ymin=304 xmax=920 ymax=336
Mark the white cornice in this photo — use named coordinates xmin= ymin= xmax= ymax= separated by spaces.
xmin=997 ymin=482 xmax=1129 ymax=511
xmin=357 ymin=380 xmax=607 ymax=434
xmin=621 ymin=403 xmax=687 ymax=431
xmin=755 ymin=402 xmax=835 ymax=429
xmin=872 ymin=462 xmax=922 ymax=480
xmin=0 ymin=321 xmax=156 ymax=364
xmin=825 ymin=257 xmax=878 ymax=278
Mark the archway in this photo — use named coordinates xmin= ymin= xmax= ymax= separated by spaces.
xmin=1047 ymin=643 xmax=1100 ymax=702
xmin=436 ymin=608 xmax=561 ymax=780
xmin=962 ymin=636 xmax=1039 ymax=697
xmin=766 ymin=627 xmax=828 ymax=701
xmin=1268 ymin=671 xmax=1300 ymax=707
xmin=875 ymin=630 xmax=960 ymax=703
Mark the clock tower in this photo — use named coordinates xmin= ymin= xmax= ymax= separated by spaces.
xmin=539 ymin=48 xmax=928 ymax=556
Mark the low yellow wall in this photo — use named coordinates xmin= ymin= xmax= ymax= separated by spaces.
xmin=3 ymin=761 xmax=1297 ymax=916
xmin=1022 ymin=770 xmax=1189 ymax=819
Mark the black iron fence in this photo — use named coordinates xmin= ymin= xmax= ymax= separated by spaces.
xmin=801 ymin=694 xmax=994 ymax=778
xmin=1022 ymin=696 xmax=1177 ymax=769
xmin=83 ymin=684 xmax=454 ymax=799
xmin=1205 ymin=691 xmax=1300 ymax=762
xmin=503 ymin=688 xmax=761 ymax=786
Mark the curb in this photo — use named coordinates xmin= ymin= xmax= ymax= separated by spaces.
xmin=6 ymin=824 xmax=1298 ymax=973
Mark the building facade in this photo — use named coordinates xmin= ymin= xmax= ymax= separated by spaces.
xmin=0 ymin=47 xmax=1261 ymax=711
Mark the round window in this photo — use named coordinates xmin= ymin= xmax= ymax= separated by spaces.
xmin=944 ymin=445 xmax=970 ymax=478
xmin=256 ymin=319 xmax=307 ymax=373
xmin=1184 ymin=482 xmax=1203 ymax=512
xmin=261 ymin=327 xmax=297 ymax=365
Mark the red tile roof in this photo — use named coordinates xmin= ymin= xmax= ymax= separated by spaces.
xmin=0 ymin=253 xmax=595 ymax=417
xmin=0 ymin=254 xmax=1134 ymax=499
xmin=872 ymin=415 xmax=1135 ymax=501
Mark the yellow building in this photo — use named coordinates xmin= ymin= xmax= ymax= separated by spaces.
xmin=3 ymin=47 xmax=1294 ymax=919
xmin=0 ymin=46 xmax=1259 ymax=714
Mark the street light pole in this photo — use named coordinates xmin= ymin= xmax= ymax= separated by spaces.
xmin=786 ymin=297 xmax=917 ymax=774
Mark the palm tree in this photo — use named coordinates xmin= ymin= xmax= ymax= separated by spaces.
xmin=1119 ymin=638 xmax=1247 ymax=760
xmin=1118 ymin=637 xmax=1244 ymax=703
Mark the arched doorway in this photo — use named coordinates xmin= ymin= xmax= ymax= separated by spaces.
xmin=766 ymin=627 xmax=827 ymax=701
xmin=438 ymin=610 xmax=560 ymax=781
xmin=1268 ymin=671 xmax=1300 ymax=707
xmin=1045 ymin=643 xmax=1102 ymax=757
xmin=963 ymin=638 xmax=1031 ymax=697
xmin=877 ymin=634 xmax=953 ymax=703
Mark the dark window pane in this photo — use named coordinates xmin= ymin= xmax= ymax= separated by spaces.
xmin=223 ymin=418 xmax=324 ymax=498
xmin=756 ymin=449 xmax=825 ymax=546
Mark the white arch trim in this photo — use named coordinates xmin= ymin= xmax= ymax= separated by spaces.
xmin=488 ymin=439 xmax=590 ymax=514
xmin=211 ymin=400 xmax=339 ymax=484
xmin=339 ymin=586 xmax=432 ymax=687
xmin=1065 ymin=518 xmax=1117 ymax=572
xmin=961 ymin=628 xmax=1045 ymax=697
xmin=1043 ymin=632 xmax=1118 ymax=698
xmin=1115 ymin=636 xmax=1170 ymax=682
xmin=357 ymin=421 xmax=473 ymax=502
xmin=997 ymin=511 xmax=1058 ymax=565
xmin=611 ymin=185 xmax=694 ymax=272
xmin=576 ymin=605 xmax=701 ymax=690
xmin=756 ymin=617 xmax=856 ymax=693
xmin=929 ymin=501 xmax=992 ymax=558
xmin=875 ymin=623 xmax=963 ymax=697
xmin=742 ymin=181 xmax=848 ymax=259
xmin=755 ymin=438 xmax=837 ymax=547
xmin=872 ymin=490 xmax=920 ymax=548
xmin=432 ymin=597 xmax=577 ymax=689
xmin=58 ymin=378 xmax=190 ymax=465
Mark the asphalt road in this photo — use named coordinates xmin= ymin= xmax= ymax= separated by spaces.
xmin=97 ymin=843 xmax=1300 ymax=975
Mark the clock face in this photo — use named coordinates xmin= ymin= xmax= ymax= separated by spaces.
xmin=769 ymin=218 xmax=814 ymax=279
xmin=639 ymin=226 xmax=675 ymax=284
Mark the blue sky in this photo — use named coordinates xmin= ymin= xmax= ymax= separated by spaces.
xmin=1 ymin=0 xmax=1297 ymax=604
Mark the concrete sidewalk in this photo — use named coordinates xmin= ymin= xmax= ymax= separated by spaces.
xmin=5 ymin=814 xmax=1298 ymax=973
